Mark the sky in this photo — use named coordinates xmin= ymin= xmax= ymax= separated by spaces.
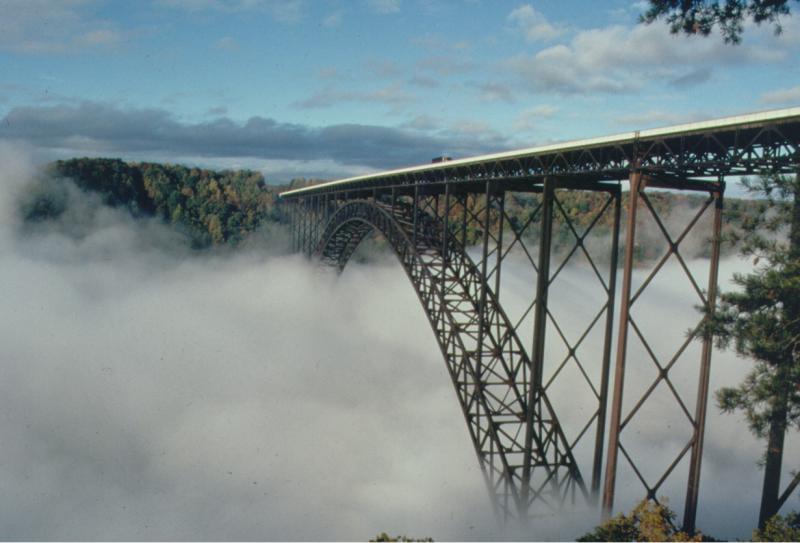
xmin=1 ymin=0 xmax=799 ymax=181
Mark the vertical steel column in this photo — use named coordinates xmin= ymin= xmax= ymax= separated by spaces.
xmin=413 ymin=184 xmax=419 ymax=250
xmin=593 ymin=185 xmax=622 ymax=498
xmin=440 ymin=184 xmax=451 ymax=330
xmin=324 ymin=193 xmax=331 ymax=228
xmin=315 ymin=195 xmax=321 ymax=248
xmin=441 ymin=184 xmax=450 ymax=259
xmin=304 ymin=198 xmax=311 ymax=256
xmin=522 ymin=176 xmax=555 ymax=505
xmin=494 ymin=192 xmax=506 ymax=346
xmin=290 ymin=201 xmax=297 ymax=252
xmin=475 ymin=181 xmax=494 ymax=500
xmin=683 ymin=181 xmax=725 ymax=533
xmin=299 ymin=198 xmax=305 ymax=254
xmin=311 ymin=196 xmax=317 ymax=252
xmin=532 ymin=178 xmax=555 ymax=391
xmin=494 ymin=192 xmax=505 ymax=297
xmin=460 ymin=194 xmax=468 ymax=249
xmin=602 ymin=169 xmax=643 ymax=516
xmin=302 ymin=198 xmax=309 ymax=255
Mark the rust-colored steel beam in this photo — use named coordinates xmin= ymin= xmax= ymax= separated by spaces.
xmin=522 ymin=177 xmax=555 ymax=506
xmin=683 ymin=183 xmax=725 ymax=533
xmin=602 ymin=168 xmax=642 ymax=517
xmin=593 ymin=184 xmax=622 ymax=499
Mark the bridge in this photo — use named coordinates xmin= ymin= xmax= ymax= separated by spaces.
xmin=278 ymin=107 xmax=800 ymax=531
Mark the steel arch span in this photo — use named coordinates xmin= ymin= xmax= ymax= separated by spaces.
xmin=313 ymin=198 xmax=589 ymax=519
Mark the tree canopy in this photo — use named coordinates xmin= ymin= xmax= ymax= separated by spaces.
xmin=704 ymin=174 xmax=800 ymax=526
xmin=578 ymin=500 xmax=703 ymax=542
xmin=641 ymin=0 xmax=796 ymax=43
xmin=44 ymin=158 xmax=286 ymax=248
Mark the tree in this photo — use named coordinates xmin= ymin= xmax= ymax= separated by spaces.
xmin=578 ymin=499 xmax=703 ymax=541
xmin=641 ymin=0 xmax=796 ymax=44
xmin=704 ymin=173 xmax=800 ymax=528
xmin=752 ymin=510 xmax=800 ymax=541
xmin=370 ymin=533 xmax=433 ymax=542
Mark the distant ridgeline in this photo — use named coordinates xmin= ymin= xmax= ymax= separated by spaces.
xmin=29 ymin=157 xmax=761 ymax=257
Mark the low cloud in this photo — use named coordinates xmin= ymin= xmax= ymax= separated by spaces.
xmin=0 ymin=144 xmax=496 ymax=540
xmin=0 ymin=101 xmax=507 ymax=173
xmin=0 ymin=144 xmax=793 ymax=540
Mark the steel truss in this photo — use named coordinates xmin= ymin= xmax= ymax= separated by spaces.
xmin=280 ymin=110 xmax=800 ymax=532
xmin=602 ymin=173 xmax=724 ymax=532
xmin=288 ymin=179 xmax=626 ymax=521
xmin=313 ymin=195 xmax=593 ymax=520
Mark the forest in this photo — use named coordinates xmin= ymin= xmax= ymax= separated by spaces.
xmin=22 ymin=157 xmax=762 ymax=260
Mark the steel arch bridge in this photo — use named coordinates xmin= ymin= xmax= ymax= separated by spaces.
xmin=279 ymin=107 xmax=800 ymax=530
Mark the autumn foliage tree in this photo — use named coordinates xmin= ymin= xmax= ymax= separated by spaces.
xmin=578 ymin=500 xmax=703 ymax=542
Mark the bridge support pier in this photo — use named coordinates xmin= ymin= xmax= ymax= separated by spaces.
xmin=684 ymin=182 xmax=724 ymax=533
xmin=602 ymin=171 xmax=725 ymax=532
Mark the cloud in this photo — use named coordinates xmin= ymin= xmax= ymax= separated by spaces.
xmin=0 ymin=0 xmax=124 ymax=54
xmin=760 ymin=85 xmax=800 ymax=104
xmin=504 ymin=21 xmax=788 ymax=94
xmin=508 ymin=4 xmax=566 ymax=42
xmin=0 ymin=145 xmax=501 ymax=540
xmin=0 ymin=101 xmax=507 ymax=172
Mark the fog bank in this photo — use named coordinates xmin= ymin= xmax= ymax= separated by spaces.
xmin=0 ymin=143 xmax=796 ymax=540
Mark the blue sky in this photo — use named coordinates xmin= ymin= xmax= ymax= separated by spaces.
xmin=1 ymin=0 xmax=799 ymax=182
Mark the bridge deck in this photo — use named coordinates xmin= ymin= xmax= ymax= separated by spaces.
xmin=280 ymin=106 xmax=800 ymax=198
